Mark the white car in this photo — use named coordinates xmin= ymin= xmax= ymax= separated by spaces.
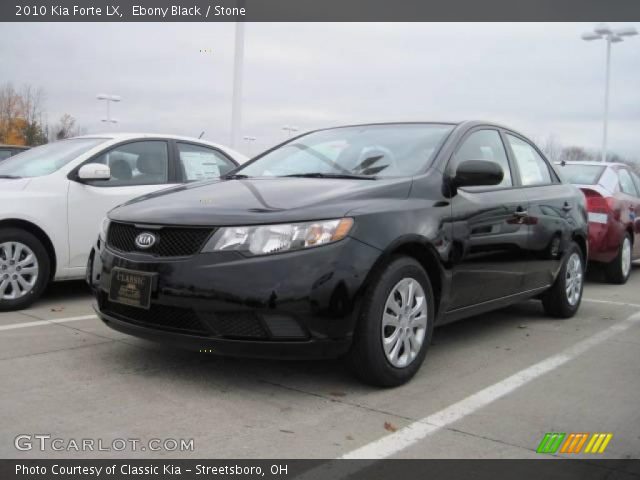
xmin=0 ymin=133 xmax=247 ymax=310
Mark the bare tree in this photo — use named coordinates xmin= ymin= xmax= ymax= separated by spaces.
xmin=559 ymin=146 xmax=594 ymax=162
xmin=541 ymin=135 xmax=563 ymax=162
xmin=53 ymin=113 xmax=81 ymax=140
xmin=20 ymin=84 xmax=47 ymax=145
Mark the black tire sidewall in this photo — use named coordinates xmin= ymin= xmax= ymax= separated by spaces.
xmin=0 ymin=228 xmax=50 ymax=311
xmin=350 ymin=256 xmax=435 ymax=387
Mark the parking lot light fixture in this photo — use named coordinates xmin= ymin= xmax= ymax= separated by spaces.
xmin=282 ymin=125 xmax=299 ymax=138
xmin=243 ymin=135 xmax=256 ymax=155
xmin=581 ymin=24 xmax=637 ymax=162
xmin=97 ymin=94 xmax=121 ymax=125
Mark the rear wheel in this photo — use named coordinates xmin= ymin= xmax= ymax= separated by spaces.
xmin=347 ymin=256 xmax=434 ymax=387
xmin=542 ymin=242 xmax=584 ymax=318
xmin=604 ymin=233 xmax=632 ymax=284
xmin=0 ymin=228 xmax=50 ymax=311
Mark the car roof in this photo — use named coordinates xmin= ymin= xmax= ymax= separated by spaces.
xmin=71 ymin=132 xmax=226 ymax=148
xmin=557 ymin=160 xmax=626 ymax=168
xmin=69 ymin=132 xmax=247 ymax=162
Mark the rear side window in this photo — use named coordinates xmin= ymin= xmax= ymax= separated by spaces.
xmin=630 ymin=171 xmax=640 ymax=196
xmin=452 ymin=129 xmax=512 ymax=188
xmin=618 ymin=168 xmax=639 ymax=196
xmin=557 ymin=164 xmax=604 ymax=185
xmin=0 ymin=150 xmax=11 ymax=160
xmin=506 ymin=134 xmax=552 ymax=186
xmin=177 ymin=143 xmax=236 ymax=181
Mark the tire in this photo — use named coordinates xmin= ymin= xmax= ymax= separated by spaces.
xmin=604 ymin=233 xmax=632 ymax=285
xmin=542 ymin=242 xmax=584 ymax=319
xmin=0 ymin=228 xmax=50 ymax=311
xmin=347 ymin=256 xmax=435 ymax=387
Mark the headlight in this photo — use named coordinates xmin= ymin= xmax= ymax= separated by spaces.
xmin=202 ymin=218 xmax=354 ymax=256
xmin=99 ymin=217 xmax=111 ymax=240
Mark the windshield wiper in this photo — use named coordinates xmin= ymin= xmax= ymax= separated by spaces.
xmin=0 ymin=175 xmax=22 ymax=179
xmin=282 ymin=173 xmax=376 ymax=180
xmin=221 ymin=173 xmax=250 ymax=180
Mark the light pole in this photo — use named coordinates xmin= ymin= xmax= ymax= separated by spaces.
xmin=282 ymin=125 xmax=299 ymax=138
xmin=581 ymin=23 xmax=637 ymax=162
xmin=243 ymin=135 xmax=256 ymax=155
xmin=97 ymin=94 xmax=121 ymax=125
xmin=229 ymin=3 xmax=246 ymax=149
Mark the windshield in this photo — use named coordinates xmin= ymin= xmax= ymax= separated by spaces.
xmin=237 ymin=124 xmax=454 ymax=178
xmin=557 ymin=164 xmax=605 ymax=185
xmin=0 ymin=138 xmax=108 ymax=178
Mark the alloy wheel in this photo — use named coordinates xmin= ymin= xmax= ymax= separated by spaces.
xmin=621 ymin=237 xmax=632 ymax=279
xmin=381 ymin=277 xmax=428 ymax=368
xmin=0 ymin=242 xmax=39 ymax=300
xmin=565 ymin=252 xmax=583 ymax=306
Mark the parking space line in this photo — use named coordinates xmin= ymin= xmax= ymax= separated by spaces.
xmin=583 ymin=298 xmax=640 ymax=309
xmin=0 ymin=314 xmax=97 ymax=331
xmin=339 ymin=310 xmax=640 ymax=460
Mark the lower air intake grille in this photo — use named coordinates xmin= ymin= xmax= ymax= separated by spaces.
xmin=200 ymin=311 xmax=269 ymax=339
xmin=102 ymin=297 xmax=208 ymax=335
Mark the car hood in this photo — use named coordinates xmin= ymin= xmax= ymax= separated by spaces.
xmin=0 ymin=178 xmax=32 ymax=194
xmin=109 ymin=177 xmax=413 ymax=226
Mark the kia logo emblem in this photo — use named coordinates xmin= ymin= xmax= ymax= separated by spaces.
xmin=135 ymin=232 xmax=156 ymax=249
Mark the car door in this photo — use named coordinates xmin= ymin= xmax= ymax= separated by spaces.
xmin=618 ymin=168 xmax=640 ymax=258
xmin=66 ymin=139 xmax=176 ymax=269
xmin=447 ymin=128 xmax=530 ymax=310
xmin=504 ymin=133 xmax=576 ymax=290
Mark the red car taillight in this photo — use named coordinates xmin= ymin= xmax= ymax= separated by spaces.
xmin=581 ymin=188 xmax=619 ymax=220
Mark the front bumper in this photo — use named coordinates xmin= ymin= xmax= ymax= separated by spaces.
xmin=88 ymin=236 xmax=381 ymax=360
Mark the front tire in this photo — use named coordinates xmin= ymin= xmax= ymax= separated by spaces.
xmin=347 ymin=256 xmax=435 ymax=387
xmin=604 ymin=233 xmax=632 ymax=285
xmin=0 ymin=228 xmax=50 ymax=311
xmin=542 ymin=242 xmax=584 ymax=318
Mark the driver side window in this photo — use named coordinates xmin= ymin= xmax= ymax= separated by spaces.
xmin=452 ymin=130 xmax=512 ymax=188
xmin=88 ymin=141 xmax=169 ymax=187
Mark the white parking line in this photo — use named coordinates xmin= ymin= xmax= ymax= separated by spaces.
xmin=339 ymin=310 xmax=640 ymax=460
xmin=582 ymin=298 xmax=640 ymax=309
xmin=0 ymin=314 xmax=97 ymax=331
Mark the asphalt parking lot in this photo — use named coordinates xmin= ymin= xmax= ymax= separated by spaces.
xmin=1 ymin=265 xmax=639 ymax=460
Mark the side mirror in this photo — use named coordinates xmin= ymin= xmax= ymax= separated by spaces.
xmin=78 ymin=163 xmax=111 ymax=181
xmin=452 ymin=160 xmax=503 ymax=188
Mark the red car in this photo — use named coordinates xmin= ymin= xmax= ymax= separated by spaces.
xmin=558 ymin=161 xmax=640 ymax=283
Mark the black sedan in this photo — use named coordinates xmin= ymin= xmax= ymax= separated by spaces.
xmin=88 ymin=121 xmax=588 ymax=386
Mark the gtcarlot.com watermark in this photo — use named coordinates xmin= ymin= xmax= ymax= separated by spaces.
xmin=15 ymin=434 xmax=194 ymax=452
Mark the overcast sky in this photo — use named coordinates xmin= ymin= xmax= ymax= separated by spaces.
xmin=1 ymin=22 xmax=638 ymax=158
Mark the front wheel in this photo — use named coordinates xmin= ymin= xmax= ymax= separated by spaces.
xmin=542 ymin=242 xmax=584 ymax=318
xmin=347 ymin=256 xmax=435 ymax=387
xmin=0 ymin=228 xmax=50 ymax=311
xmin=604 ymin=233 xmax=632 ymax=284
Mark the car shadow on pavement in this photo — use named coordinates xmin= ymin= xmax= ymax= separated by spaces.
xmin=96 ymin=299 xmax=558 ymax=395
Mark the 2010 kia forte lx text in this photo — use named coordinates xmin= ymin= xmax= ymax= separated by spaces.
xmin=88 ymin=121 xmax=588 ymax=386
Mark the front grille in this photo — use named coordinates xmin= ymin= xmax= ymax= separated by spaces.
xmin=102 ymin=296 xmax=208 ymax=335
xmin=107 ymin=222 xmax=213 ymax=257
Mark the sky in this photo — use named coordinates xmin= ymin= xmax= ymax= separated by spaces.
xmin=0 ymin=22 xmax=638 ymax=158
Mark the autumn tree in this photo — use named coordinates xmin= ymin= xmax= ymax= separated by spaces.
xmin=0 ymin=82 xmax=48 ymax=146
